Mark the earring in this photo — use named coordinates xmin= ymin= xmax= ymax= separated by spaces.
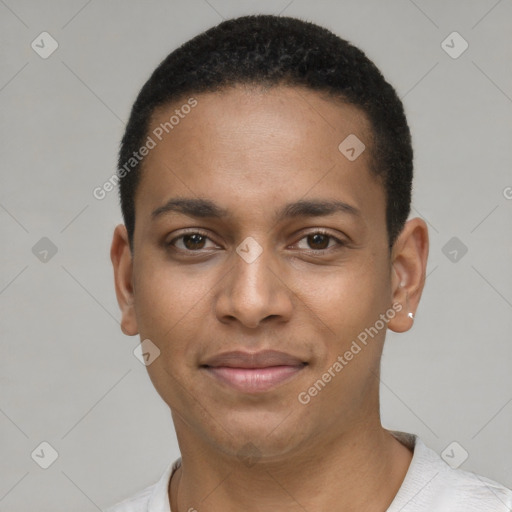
xmin=404 ymin=291 xmax=415 ymax=321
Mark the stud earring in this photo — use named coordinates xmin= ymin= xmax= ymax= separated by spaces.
xmin=405 ymin=292 xmax=415 ymax=321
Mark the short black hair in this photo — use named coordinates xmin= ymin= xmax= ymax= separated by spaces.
xmin=118 ymin=14 xmax=412 ymax=252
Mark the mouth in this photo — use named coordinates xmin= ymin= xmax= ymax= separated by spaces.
xmin=200 ymin=350 xmax=308 ymax=393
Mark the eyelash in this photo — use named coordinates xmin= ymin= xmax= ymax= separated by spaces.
xmin=166 ymin=229 xmax=347 ymax=255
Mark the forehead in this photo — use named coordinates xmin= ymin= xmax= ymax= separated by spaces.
xmin=135 ymin=85 xmax=385 ymax=229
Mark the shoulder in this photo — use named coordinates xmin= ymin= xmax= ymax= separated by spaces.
xmin=389 ymin=432 xmax=512 ymax=512
xmin=428 ymin=463 xmax=512 ymax=511
xmin=433 ymin=466 xmax=512 ymax=512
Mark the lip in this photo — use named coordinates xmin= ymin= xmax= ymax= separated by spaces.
xmin=201 ymin=350 xmax=307 ymax=393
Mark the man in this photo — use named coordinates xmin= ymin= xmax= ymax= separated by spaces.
xmin=107 ymin=14 xmax=512 ymax=512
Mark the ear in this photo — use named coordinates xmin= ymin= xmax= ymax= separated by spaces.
xmin=387 ymin=217 xmax=429 ymax=333
xmin=110 ymin=224 xmax=139 ymax=336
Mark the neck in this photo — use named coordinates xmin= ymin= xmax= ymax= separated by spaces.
xmin=170 ymin=421 xmax=413 ymax=512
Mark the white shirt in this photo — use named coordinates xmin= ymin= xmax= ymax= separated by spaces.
xmin=104 ymin=431 xmax=512 ymax=511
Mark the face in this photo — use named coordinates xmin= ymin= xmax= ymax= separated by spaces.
xmin=112 ymin=85 xmax=424 ymax=461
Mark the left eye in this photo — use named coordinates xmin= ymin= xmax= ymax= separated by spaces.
xmin=294 ymin=232 xmax=343 ymax=251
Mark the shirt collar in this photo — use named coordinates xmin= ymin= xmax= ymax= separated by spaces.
xmin=147 ymin=457 xmax=182 ymax=512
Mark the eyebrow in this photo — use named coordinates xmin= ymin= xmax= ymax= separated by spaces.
xmin=151 ymin=197 xmax=361 ymax=222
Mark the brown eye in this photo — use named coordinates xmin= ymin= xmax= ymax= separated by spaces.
xmin=306 ymin=233 xmax=330 ymax=250
xmin=294 ymin=231 xmax=345 ymax=252
xmin=182 ymin=234 xmax=206 ymax=250
xmin=168 ymin=232 xmax=217 ymax=252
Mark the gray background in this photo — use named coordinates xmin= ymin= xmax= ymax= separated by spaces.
xmin=1 ymin=0 xmax=511 ymax=510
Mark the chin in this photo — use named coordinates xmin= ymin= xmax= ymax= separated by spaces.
xmin=206 ymin=408 xmax=309 ymax=461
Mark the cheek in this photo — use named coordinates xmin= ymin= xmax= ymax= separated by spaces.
xmin=293 ymin=255 xmax=387 ymax=342
xmin=132 ymin=261 xmax=210 ymax=404
xmin=132 ymin=256 xmax=211 ymax=345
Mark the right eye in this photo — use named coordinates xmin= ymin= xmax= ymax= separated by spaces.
xmin=167 ymin=231 xmax=220 ymax=252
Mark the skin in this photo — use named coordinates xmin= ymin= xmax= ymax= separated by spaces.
xmin=111 ymin=85 xmax=429 ymax=512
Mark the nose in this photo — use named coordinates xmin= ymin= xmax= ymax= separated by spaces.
xmin=214 ymin=241 xmax=294 ymax=329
